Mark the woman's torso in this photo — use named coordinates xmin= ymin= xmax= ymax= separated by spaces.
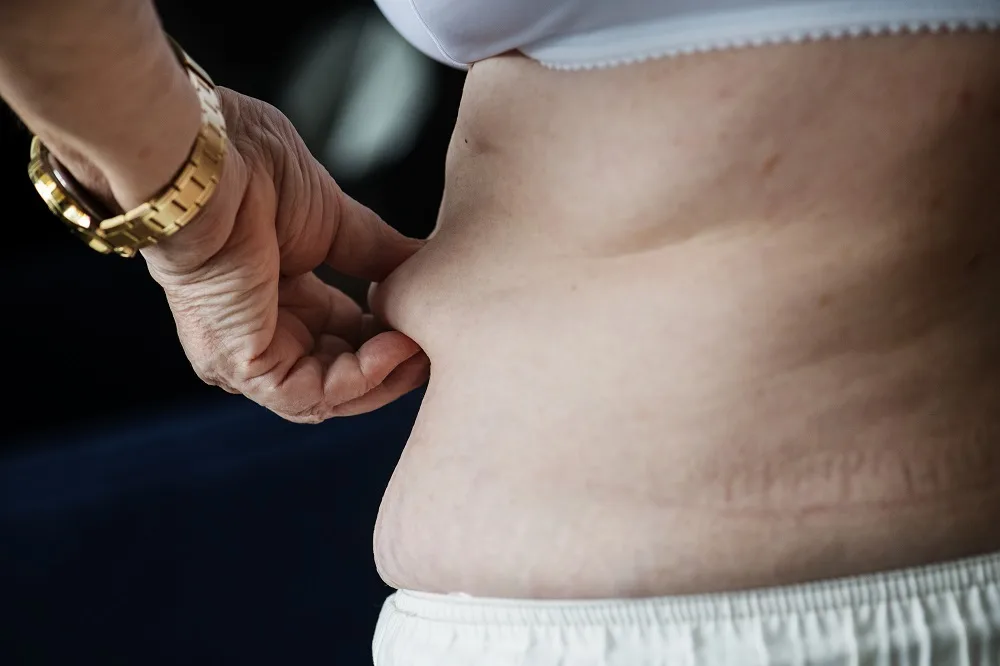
xmin=371 ymin=33 xmax=1000 ymax=599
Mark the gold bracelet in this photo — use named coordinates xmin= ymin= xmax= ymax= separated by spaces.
xmin=27 ymin=37 xmax=227 ymax=258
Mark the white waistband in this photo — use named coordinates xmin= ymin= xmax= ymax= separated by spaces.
xmin=390 ymin=551 xmax=1000 ymax=626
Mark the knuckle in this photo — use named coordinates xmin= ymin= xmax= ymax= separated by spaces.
xmin=269 ymin=403 xmax=325 ymax=424
xmin=192 ymin=364 xmax=217 ymax=387
xmin=227 ymin=352 xmax=272 ymax=387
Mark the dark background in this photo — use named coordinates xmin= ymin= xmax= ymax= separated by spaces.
xmin=1 ymin=1 xmax=465 ymax=662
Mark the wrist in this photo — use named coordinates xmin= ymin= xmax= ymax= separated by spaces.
xmin=29 ymin=44 xmax=202 ymax=210
xmin=1 ymin=2 xmax=202 ymax=209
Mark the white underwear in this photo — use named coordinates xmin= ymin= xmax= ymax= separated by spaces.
xmin=373 ymin=552 xmax=1000 ymax=665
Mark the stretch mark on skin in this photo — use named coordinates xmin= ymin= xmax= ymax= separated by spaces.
xmin=696 ymin=425 xmax=1000 ymax=518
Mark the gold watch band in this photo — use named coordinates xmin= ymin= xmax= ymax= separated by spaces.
xmin=27 ymin=37 xmax=227 ymax=258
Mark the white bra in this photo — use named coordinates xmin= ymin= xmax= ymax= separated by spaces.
xmin=372 ymin=0 xmax=1000 ymax=70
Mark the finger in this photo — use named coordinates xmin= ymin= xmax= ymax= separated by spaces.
xmin=323 ymin=184 xmax=424 ymax=282
xmin=328 ymin=352 xmax=430 ymax=417
xmin=278 ymin=273 xmax=364 ymax=347
xmin=321 ymin=331 xmax=423 ymax=406
xmin=271 ymin=305 xmax=314 ymax=363
xmin=312 ymin=333 xmax=354 ymax=366
xmin=237 ymin=314 xmax=319 ymax=416
xmin=238 ymin=327 xmax=422 ymax=422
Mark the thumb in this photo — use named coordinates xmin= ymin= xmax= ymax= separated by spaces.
xmin=324 ymin=183 xmax=424 ymax=282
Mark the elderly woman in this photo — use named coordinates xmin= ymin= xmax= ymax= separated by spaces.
xmin=3 ymin=0 xmax=1000 ymax=663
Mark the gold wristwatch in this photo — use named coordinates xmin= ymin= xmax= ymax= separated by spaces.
xmin=27 ymin=37 xmax=227 ymax=258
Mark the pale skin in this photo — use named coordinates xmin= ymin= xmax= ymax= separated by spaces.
xmin=5 ymin=0 xmax=1000 ymax=601
xmin=370 ymin=39 xmax=1000 ymax=596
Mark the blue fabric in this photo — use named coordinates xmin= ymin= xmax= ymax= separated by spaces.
xmin=0 ymin=388 xmax=424 ymax=665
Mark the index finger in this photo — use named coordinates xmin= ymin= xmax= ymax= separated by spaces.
xmin=326 ymin=189 xmax=424 ymax=282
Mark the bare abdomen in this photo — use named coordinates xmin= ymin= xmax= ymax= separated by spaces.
xmin=370 ymin=36 xmax=1000 ymax=599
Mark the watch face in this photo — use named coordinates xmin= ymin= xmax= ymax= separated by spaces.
xmin=29 ymin=138 xmax=117 ymax=255
xmin=41 ymin=147 xmax=118 ymax=224
xmin=28 ymin=137 xmax=114 ymax=254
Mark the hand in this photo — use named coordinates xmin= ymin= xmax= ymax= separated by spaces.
xmin=140 ymin=89 xmax=429 ymax=422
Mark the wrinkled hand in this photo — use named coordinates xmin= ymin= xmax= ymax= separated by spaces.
xmin=141 ymin=89 xmax=428 ymax=422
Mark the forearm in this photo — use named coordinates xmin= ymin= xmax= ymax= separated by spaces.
xmin=0 ymin=0 xmax=202 ymax=207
